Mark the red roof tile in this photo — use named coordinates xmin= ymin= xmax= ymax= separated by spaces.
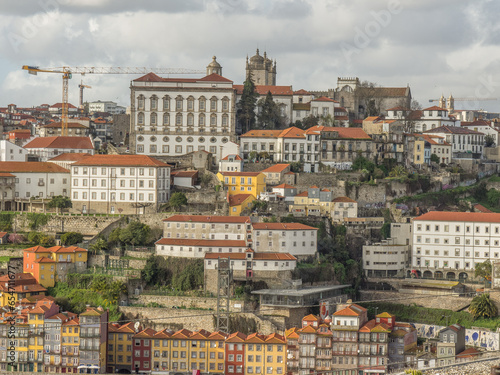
xmin=204 ymin=252 xmax=296 ymax=261
xmin=220 ymin=172 xmax=262 ymax=177
xmin=294 ymin=89 xmax=312 ymax=95
xmin=163 ymin=215 xmax=251 ymax=223
xmin=156 ymin=238 xmax=247 ymax=247
xmin=414 ymin=211 xmax=500 ymax=223
xmin=333 ymin=196 xmax=357 ymax=203
xmin=172 ymin=170 xmax=198 ymax=178
xmin=274 ymin=183 xmax=294 ymax=189
xmin=24 ymin=136 xmax=94 ymax=150
xmin=312 ymin=96 xmax=337 ymax=102
xmin=228 ymin=194 xmax=254 ymax=207
xmin=221 ymin=154 xmax=243 ymax=161
xmin=49 ymin=153 xmax=92 ymax=162
xmin=252 ymin=223 xmax=317 ymax=230
xmin=261 ymin=164 xmax=290 ymax=173
xmin=73 ymin=154 xmax=170 ymax=167
xmin=240 ymin=129 xmax=283 ymax=138
xmin=234 ymin=85 xmax=293 ymax=96
xmin=41 ymin=122 xmax=87 ymax=129
xmin=0 ymin=162 xmax=69 ymax=173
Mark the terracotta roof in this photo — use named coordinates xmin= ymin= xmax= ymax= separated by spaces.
xmin=204 ymin=252 xmax=296 ymax=261
xmin=333 ymin=304 xmax=367 ymax=317
xmin=234 ymin=85 xmax=293 ymax=96
xmin=285 ymin=327 xmax=300 ymax=339
xmin=423 ymin=106 xmax=448 ymax=111
xmin=265 ymin=332 xmax=286 ymax=344
xmin=24 ymin=136 xmax=93 ymax=150
xmin=134 ymin=72 xmax=233 ymax=83
xmin=207 ymin=331 xmax=228 ymax=340
xmin=424 ymin=126 xmax=483 ymax=135
xmin=41 ymin=122 xmax=87 ymax=129
xmin=34 ymin=257 xmax=55 ymax=263
xmin=0 ymin=162 xmax=69 ymax=174
xmin=49 ymin=153 xmax=92 ymax=162
xmin=0 ymin=232 xmax=7 ymax=237
xmin=226 ymin=331 xmax=247 ymax=342
xmin=302 ymin=314 xmax=320 ymax=321
xmin=298 ymin=325 xmax=317 ymax=333
xmin=153 ymin=329 xmax=173 ymax=339
xmin=198 ymin=73 xmax=233 ymax=83
xmin=278 ymin=127 xmax=305 ymax=139
xmin=359 ymin=320 xmax=391 ymax=333
xmin=273 ymin=183 xmax=294 ymax=189
xmin=0 ymin=173 xmax=15 ymax=178
xmin=414 ymin=211 xmax=500 ymax=223
xmin=305 ymin=125 xmax=371 ymax=139
xmin=376 ymin=312 xmax=395 ymax=318
xmin=51 ymin=103 xmax=77 ymax=109
xmin=312 ymin=96 xmax=337 ymax=102
xmin=458 ymin=347 xmax=481 ymax=358
xmin=172 ymin=170 xmax=198 ymax=178
xmin=220 ymin=172 xmax=262 ymax=177
xmin=228 ymin=194 xmax=254 ymax=207
xmin=474 ymin=204 xmax=493 ymax=213
xmin=221 ymin=154 xmax=243 ymax=161
xmin=72 ymin=154 xmax=170 ymax=167
xmin=333 ymin=196 xmax=357 ymax=203
xmin=358 ymin=87 xmax=409 ymax=98
xmin=261 ymin=164 xmax=290 ymax=173
xmin=294 ymin=89 xmax=312 ymax=95
xmin=252 ymin=223 xmax=317 ymax=231
xmin=163 ymin=215 xmax=251 ymax=223
xmin=245 ymin=333 xmax=266 ymax=343
xmin=295 ymin=191 xmax=308 ymax=197
xmin=190 ymin=329 xmax=211 ymax=339
xmin=134 ymin=327 xmax=157 ymax=338
xmin=156 ymin=238 xmax=247 ymax=247
xmin=240 ymin=129 xmax=284 ymax=138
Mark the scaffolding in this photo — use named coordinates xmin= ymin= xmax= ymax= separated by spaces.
xmin=216 ymin=257 xmax=232 ymax=333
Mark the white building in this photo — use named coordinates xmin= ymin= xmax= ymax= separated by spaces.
xmin=386 ymin=106 xmax=458 ymax=132
xmin=156 ymin=238 xmax=247 ymax=258
xmin=411 ymin=211 xmax=500 ymax=280
xmin=48 ymin=153 xmax=92 ymax=170
xmin=0 ymin=140 xmax=28 ymax=161
xmin=88 ymin=101 xmax=125 ymax=115
xmin=219 ymin=154 xmax=243 ymax=172
xmin=424 ymin=126 xmax=484 ymax=159
xmin=363 ymin=223 xmax=411 ymax=278
xmin=461 ymin=119 xmax=500 ymax=146
xmin=204 ymin=251 xmax=296 ymax=273
xmin=23 ymin=136 xmax=95 ymax=161
xmin=70 ymin=154 xmax=171 ymax=214
xmin=130 ymin=57 xmax=236 ymax=162
xmin=251 ymin=222 xmax=317 ymax=258
xmin=0 ymin=162 xmax=70 ymax=210
xmin=331 ymin=197 xmax=358 ymax=223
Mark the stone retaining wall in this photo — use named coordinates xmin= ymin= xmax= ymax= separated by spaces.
xmin=134 ymin=294 xmax=245 ymax=311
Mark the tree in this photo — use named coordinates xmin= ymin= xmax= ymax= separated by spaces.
xmin=236 ymin=73 xmax=258 ymax=133
xmin=89 ymin=238 xmax=108 ymax=254
xmin=469 ymin=293 xmax=498 ymax=319
xmin=302 ymin=115 xmax=319 ymax=129
xmin=475 ymin=260 xmax=492 ymax=281
xmin=48 ymin=195 xmax=72 ymax=214
xmin=119 ymin=221 xmax=150 ymax=246
xmin=389 ymin=165 xmax=407 ymax=178
xmin=430 ymin=153 xmax=440 ymax=164
xmin=485 ymin=134 xmax=496 ymax=147
xmin=142 ymin=255 xmax=160 ymax=286
xmin=356 ymin=81 xmax=385 ymax=117
xmin=394 ymin=98 xmax=423 ymax=134
xmin=257 ymin=91 xmax=286 ymax=129
xmin=249 ymin=151 xmax=258 ymax=162
xmin=61 ymin=232 xmax=84 ymax=246
xmin=169 ymin=192 xmax=187 ymax=211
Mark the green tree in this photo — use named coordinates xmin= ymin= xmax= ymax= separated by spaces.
xmin=39 ymin=235 xmax=55 ymax=247
xmin=389 ymin=165 xmax=407 ymax=178
xmin=475 ymin=260 xmax=492 ymax=281
xmin=60 ymin=232 xmax=84 ymax=246
xmin=249 ymin=151 xmax=258 ymax=162
xmin=28 ymin=231 xmax=43 ymax=244
xmin=257 ymin=91 xmax=285 ymax=130
xmin=474 ymin=182 xmax=488 ymax=201
xmin=430 ymin=153 xmax=440 ymax=163
xmin=469 ymin=293 xmax=498 ymax=319
xmin=169 ymin=192 xmax=188 ymax=211
xmin=290 ymin=162 xmax=303 ymax=173
xmin=381 ymin=222 xmax=391 ymax=239
xmin=236 ymin=73 xmax=258 ymax=133
xmin=107 ymin=228 xmax=122 ymax=246
xmin=119 ymin=221 xmax=150 ymax=246
xmin=485 ymin=134 xmax=496 ymax=147
xmin=142 ymin=255 xmax=160 ymax=286
xmin=89 ymin=238 xmax=108 ymax=254
xmin=48 ymin=195 xmax=72 ymax=214
xmin=487 ymin=189 xmax=500 ymax=208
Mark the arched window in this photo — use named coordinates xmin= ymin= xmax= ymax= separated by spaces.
xmin=187 ymin=96 xmax=195 ymax=111
xmin=137 ymin=95 xmax=145 ymax=110
xmin=222 ymin=114 xmax=229 ymax=127
xmin=210 ymin=114 xmax=217 ymax=126
xmin=163 ymin=113 xmax=170 ymax=126
xmin=138 ymin=112 xmax=144 ymax=125
xmin=422 ymin=124 xmax=427 ymax=132
xmin=176 ymin=96 xmax=183 ymax=111
xmin=210 ymin=97 xmax=217 ymax=111
xmin=199 ymin=114 xmax=205 ymax=126
xmin=150 ymin=112 xmax=157 ymax=126
xmin=150 ymin=96 xmax=158 ymax=110
xmin=187 ymin=113 xmax=194 ymax=126
xmin=163 ymin=96 xmax=170 ymax=111
xmin=199 ymin=96 xmax=206 ymax=112
xmin=222 ymin=97 xmax=229 ymax=111
xmin=176 ymin=113 xmax=183 ymax=126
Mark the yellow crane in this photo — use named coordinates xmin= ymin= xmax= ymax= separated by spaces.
xmin=22 ymin=65 xmax=205 ymax=135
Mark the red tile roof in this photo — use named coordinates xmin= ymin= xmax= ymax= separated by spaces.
xmin=41 ymin=122 xmax=87 ymax=129
xmin=261 ymin=164 xmax=290 ymax=173
xmin=240 ymin=129 xmax=284 ymax=138
xmin=333 ymin=196 xmax=357 ymax=203
xmin=228 ymin=194 xmax=254 ymax=207
xmin=24 ymin=136 xmax=94 ymax=150
xmin=73 ymin=154 xmax=170 ymax=167
xmin=163 ymin=215 xmax=251 ymax=223
xmin=220 ymin=172 xmax=262 ymax=177
xmin=295 ymin=191 xmax=308 ymax=197
xmin=305 ymin=125 xmax=371 ymax=139
xmin=274 ymin=183 xmax=295 ymax=189
xmin=424 ymin=126 xmax=483 ymax=135
xmin=198 ymin=73 xmax=233 ymax=83
xmin=278 ymin=127 xmax=305 ymax=139
xmin=474 ymin=204 xmax=493 ymax=213
xmin=414 ymin=211 xmax=500 ymax=223
xmin=226 ymin=331 xmax=247 ymax=342
xmin=205 ymin=252 xmax=296 ymax=261
xmin=333 ymin=304 xmax=367 ymax=317
xmin=172 ymin=170 xmax=198 ymax=178
xmin=252 ymin=223 xmax=317 ymax=230
xmin=0 ymin=162 xmax=69 ymax=173
xmin=221 ymin=154 xmax=243 ymax=161
xmin=133 ymin=72 xmax=233 ymax=83
xmin=423 ymin=106 xmax=448 ymax=111
xmin=294 ymin=89 xmax=312 ymax=95
xmin=312 ymin=96 xmax=337 ymax=102
xmin=234 ymin=85 xmax=293 ymax=96
xmin=156 ymin=238 xmax=247 ymax=247
xmin=50 ymin=103 xmax=77 ymax=109
xmin=0 ymin=173 xmax=15 ymax=178
xmin=49 ymin=153 xmax=92 ymax=162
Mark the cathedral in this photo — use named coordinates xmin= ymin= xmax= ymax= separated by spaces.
xmin=246 ymin=49 xmax=276 ymax=85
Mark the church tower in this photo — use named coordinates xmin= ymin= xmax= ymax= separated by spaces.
xmin=447 ymin=94 xmax=454 ymax=111
xmin=438 ymin=94 xmax=445 ymax=109
xmin=206 ymin=56 xmax=222 ymax=76
xmin=246 ymin=49 xmax=276 ymax=85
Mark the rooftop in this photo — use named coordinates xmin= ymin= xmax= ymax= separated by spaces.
xmin=252 ymin=284 xmax=350 ymax=297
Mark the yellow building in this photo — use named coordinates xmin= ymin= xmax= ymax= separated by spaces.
xmin=244 ymin=333 xmax=286 ymax=375
xmin=0 ymin=273 xmax=47 ymax=307
xmin=107 ymin=322 xmax=136 ymax=373
xmin=62 ymin=316 xmax=80 ymax=372
xmin=0 ymin=309 xmax=29 ymax=372
xmin=228 ymin=193 xmax=254 ymax=216
xmin=207 ymin=331 xmax=227 ymax=373
xmin=217 ymin=172 xmax=266 ymax=199
xmin=152 ymin=329 xmax=172 ymax=372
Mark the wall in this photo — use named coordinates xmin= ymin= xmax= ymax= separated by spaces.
xmin=134 ymin=294 xmax=245 ymax=311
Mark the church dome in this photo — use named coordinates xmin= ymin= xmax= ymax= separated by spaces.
xmin=208 ymin=56 xmax=221 ymax=69
xmin=249 ymin=49 xmax=265 ymax=64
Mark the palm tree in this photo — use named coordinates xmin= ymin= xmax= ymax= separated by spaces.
xmin=469 ymin=293 xmax=498 ymax=319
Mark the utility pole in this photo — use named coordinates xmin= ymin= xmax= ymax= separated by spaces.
xmin=216 ymin=257 xmax=232 ymax=333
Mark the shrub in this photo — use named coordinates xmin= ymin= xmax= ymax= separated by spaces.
xmin=61 ymin=232 xmax=84 ymax=246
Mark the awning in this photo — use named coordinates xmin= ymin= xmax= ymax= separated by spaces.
xmin=76 ymin=365 xmax=88 ymax=369
xmin=88 ymin=365 xmax=100 ymax=369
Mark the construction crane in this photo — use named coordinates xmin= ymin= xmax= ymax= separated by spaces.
xmin=429 ymin=97 xmax=497 ymax=102
xmin=22 ymin=65 xmax=205 ymax=135
xmin=78 ymin=81 xmax=91 ymax=112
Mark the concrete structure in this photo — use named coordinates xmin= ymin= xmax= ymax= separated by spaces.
xmin=461 ymin=119 xmax=500 ymax=146
xmin=38 ymin=122 xmax=90 ymax=138
xmin=437 ymin=324 xmax=466 ymax=367
xmin=88 ymin=100 xmax=125 ymax=115
xmin=411 ymin=211 xmax=500 ymax=280
xmin=364 ymin=223 xmax=411 ymax=278
xmin=156 ymin=238 xmax=248 ymax=258
xmin=0 ymin=140 xmax=29 ymax=162
xmin=216 ymin=171 xmax=266 ymax=199
xmin=79 ymin=306 xmax=108 ymax=374
xmin=424 ymin=126 xmax=484 ymax=160
xmin=171 ymin=170 xmax=198 ymax=188
xmin=23 ymin=136 xmax=95 ymax=162
xmin=130 ymin=58 xmax=236 ymax=162
xmin=71 ymin=154 xmax=171 ymax=214
xmin=331 ymin=196 xmax=358 ymax=223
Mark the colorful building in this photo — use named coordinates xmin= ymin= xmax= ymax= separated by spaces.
xmin=79 ymin=306 xmax=108 ymax=374
xmin=107 ymin=322 xmax=136 ymax=373
xmin=62 ymin=316 xmax=80 ymax=373
xmin=0 ymin=273 xmax=46 ymax=306
xmin=217 ymin=171 xmax=266 ymax=199
xmin=225 ymin=332 xmax=246 ymax=375
xmin=228 ymin=193 xmax=254 ymax=216
xmin=132 ymin=328 xmax=156 ymax=373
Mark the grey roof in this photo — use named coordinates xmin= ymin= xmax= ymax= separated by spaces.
xmin=252 ymin=284 xmax=350 ymax=297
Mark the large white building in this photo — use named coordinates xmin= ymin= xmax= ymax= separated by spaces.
xmin=129 ymin=58 xmax=237 ymax=162
xmin=23 ymin=136 xmax=95 ymax=161
xmin=424 ymin=126 xmax=484 ymax=160
xmin=0 ymin=140 xmax=29 ymax=162
xmin=88 ymin=101 xmax=125 ymax=115
xmin=70 ymin=155 xmax=171 ymax=214
xmin=386 ymin=105 xmax=458 ymax=133
xmin=411 ymin=211 xmax=500 ymax=280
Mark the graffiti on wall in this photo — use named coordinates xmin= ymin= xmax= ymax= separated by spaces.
xmin=410 ymin=323 xmax=499 ymax=351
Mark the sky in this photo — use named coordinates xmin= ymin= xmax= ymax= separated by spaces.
xmin=1 ymin=0 xmax=500 ymax=113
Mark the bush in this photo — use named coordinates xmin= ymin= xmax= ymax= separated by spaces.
xmin=61 ymin=232 xmax=84 ymax=246
xmin=8 ymin=233 xmax=24 ymax=244
xmin=28 ymin=231 xmax=55 ymax=247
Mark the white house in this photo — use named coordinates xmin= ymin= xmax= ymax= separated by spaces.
xmin=48 ymin=153 xmax=92 ymax=170
xmin=461 ymin=119 xmax=500 ymax=146
xmin=88 ymin=100 xmax=125 ymax=115
xmin=411 ymin=211 xmax=500 ymax=280
xmin=331 ymin=197 xmax=358 ymax=222
xmin=424 ymin=126 xmax=484 ymax=159
xmin=130 ymin=58 xmax=237 ymax=162
xmin=272 ymin=183 xmax=297 ymax=202
xmin=23 ymin=136 xmax=95 ymax=161
xmin=0 ymin=140 xmax=29 ymax=162
xmin=70 ymin=154 xmax=171 ymax=214
xmin=156 ymin=238 xmax=247 ymax=258
xmin=204 ymin=251 xmax=296 ymax=272
xmin=386 ymin=106 xmax=458 ymax=132
xmin=219 ymin=154 xmax=243 ymax=172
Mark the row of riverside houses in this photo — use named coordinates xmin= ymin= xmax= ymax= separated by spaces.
xmin=0 ymin=292 xmax=481 ymax=375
